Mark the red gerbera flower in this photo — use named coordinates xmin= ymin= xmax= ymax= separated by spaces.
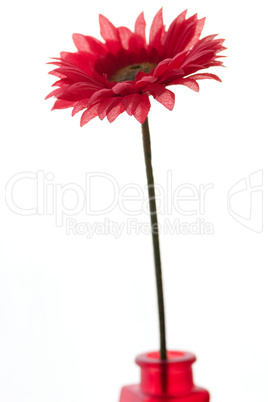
xmin=46 ymin=8 xmax=225 ymax=125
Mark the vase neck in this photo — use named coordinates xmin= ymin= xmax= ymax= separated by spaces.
xmin=136 ymin=351 xmax=196 ymax=396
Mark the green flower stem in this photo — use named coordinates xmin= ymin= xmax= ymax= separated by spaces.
xmin=141 ymin=116 xmax=167 ymax=360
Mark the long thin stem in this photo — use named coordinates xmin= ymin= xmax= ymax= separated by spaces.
xmin=141 ymin=116 xmax=167 ymax=360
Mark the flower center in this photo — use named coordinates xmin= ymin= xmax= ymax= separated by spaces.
xmin=110 ymin=62 xmax=157 ymax=82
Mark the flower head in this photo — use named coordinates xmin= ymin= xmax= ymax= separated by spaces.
xmin=46 ymin=8 xmax=225 ymax=125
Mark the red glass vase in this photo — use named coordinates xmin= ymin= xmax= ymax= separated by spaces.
xmin=119 ymin=351 xmax=209 ymax=402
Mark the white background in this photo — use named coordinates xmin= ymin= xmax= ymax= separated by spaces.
xmin=0 ymin=0 xmax=267 ymax=401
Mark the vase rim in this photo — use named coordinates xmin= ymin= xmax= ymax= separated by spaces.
xmin=136 ymin=351 xmax=196 ymax=367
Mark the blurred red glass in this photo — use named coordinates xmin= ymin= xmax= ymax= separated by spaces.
xmin=120 ymin=351 xmax=209 ymax=402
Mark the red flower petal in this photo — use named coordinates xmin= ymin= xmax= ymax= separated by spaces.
xmin=88 ymin=88 xmax=114 ymax=104
xmin=106 ymin=100 xmax=125 ymax=123
xmin=118 ymin=27 xmax=133 ymax=50
xmin=122 ymin=94 xmax=142 ymax=116
xmin=49 ymin=70 xmax=66 ymax=79
xmin=135 ymin=74 xmax=157 ymax=86
xmin=72 ymin=34 xmax=92 ymax=53
xmin=189 ymin=73 xmax=222 ymax=82
xmin=164 ymin=10 xmax=187 ymax=55
xmin=172 ymin=14 xmax=201 ymax=53
xmin=61 ymin=82 xmax=97 ymax=101
xmin=153 ymin=58 xmax=172 ymax=78
xmin=45 ymin=87 xmax=66 ymax=100
xmin=184 ymin=17 xmax=205 ymax=50
xmin=149 ymin=8 xmax=165 ymax=49
xmin=133 ymin=95 xmax=151 ymax=123
xmin=99 ymin=14 xmax=120 ymax=42
xmin=52 ymin=78 xmax=73 ymax=87
xmin=171 ymin=78 xmax=200 ymax=92
xmin=98 ymin=98 xmax=118 ymax=120
xmin=52 ymin=99 xmax=75 ymax=110
xmin=72 ymin=99 xmax=90 ymax=116
xmin=154 ymin=88 xmax=175 ymax=110
xmin=51 ymin=67 xmax=96 ymax=83
xmin=112 ymin=82 xmax=136 ymax=96
xmin=73 ymin=34 xmax=106 ymax=56
xmin=134 ymin=12 xmax=146 ymax=44
xmin=144 ymin=83 xmax=166 ymax=97
xmin=166 ymin=50 xmax=189 ymax=71
xmin=80 ymin=104 xmax=99 ymax=126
